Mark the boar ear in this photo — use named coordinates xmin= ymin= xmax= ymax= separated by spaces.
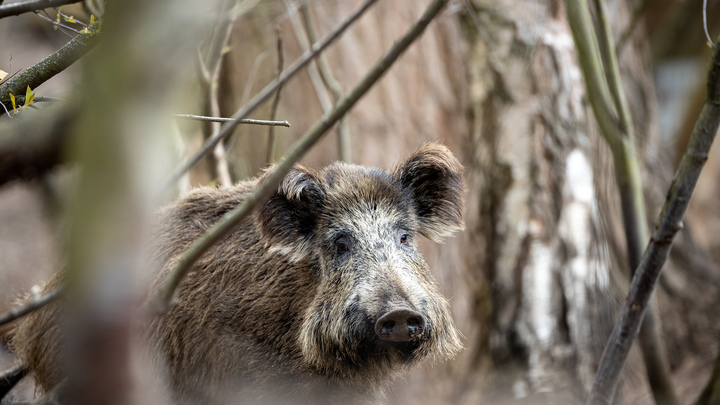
xmin=393 ymin=143 xmax=465 ymax=242
xmin=256 ymin=165 xmax=325 ymax=260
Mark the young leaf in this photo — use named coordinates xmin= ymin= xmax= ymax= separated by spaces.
xmin=25 ymin=86 xmax=34 ymax=107
xmin=9 ymin=93 xmax=16 ymax=114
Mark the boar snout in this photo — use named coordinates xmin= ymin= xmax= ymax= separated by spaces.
xmin=375 ymin=308 xmax=426 ymax=342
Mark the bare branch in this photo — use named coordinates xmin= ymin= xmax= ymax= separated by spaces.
xmin=299 ymin=2 xmax=352 ymax=162
xmin=197 ymin=0 xmax=239 ymax=188
xmin=148 ymin=0 xmax=452 ymax=314
xmin=285 ymin=0 xmax=333 ymax=113
xmin=592 ymin=0 xmax=678 ymax=403
xmin=568 ymin=1 xmax=678 ymax=403
xmin=0 ymin=0 xmax=80 ymax=19
xmin=0 ymin=287 xmax=62 ymax=327
xmin=565 ymin=0 xmax=622 ymax=151
xmin=267 ymin=32 xmax=285 ymax=164
xmin=587 ymin=32 xmax=720 ymax=405
xmin=173 ymin=114 xmax=290 ymax=127
xmin=163 ymin=0 xmax=380 ymax=189
xmin=300 ymin=4 xmax=342 ymax=98
xmin=0 ymin=29 xmax=100 ymax=103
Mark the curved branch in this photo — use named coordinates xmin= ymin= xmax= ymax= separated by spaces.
xmin=565 ymin=0 xmax=622 ymax=151
xmin=587 ymin=33 xmax=720 ymax=405
xmin=0 ymin=0 xmax=80 ymax=19
xmin=148 ymin=0 xmax=451 ymax=314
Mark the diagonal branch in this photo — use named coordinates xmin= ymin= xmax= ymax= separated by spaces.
xmin=0 ymin=287 xmax=63 ymax=327
xmin=0 ymin=29 xmax=100 ymax=103
xmin=0 ymin=0 xmax=80 ymax=19
xmin=162 ymin=0 xmax=380 ymax=189
xmin=587 ymin=32 xmax=720 ymax=405
xmin=148 ymin=0 xmax=451 ymax=314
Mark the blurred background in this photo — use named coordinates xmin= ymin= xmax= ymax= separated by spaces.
xmin=1 ymin=0 xmax=720 ymax=403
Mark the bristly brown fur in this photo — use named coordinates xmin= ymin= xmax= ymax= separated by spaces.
xmin=10 ymin=143 xmax=466 ymax=404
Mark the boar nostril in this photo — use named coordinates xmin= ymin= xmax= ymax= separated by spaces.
xmin=375 ymin=308 xmax=426 ymax=342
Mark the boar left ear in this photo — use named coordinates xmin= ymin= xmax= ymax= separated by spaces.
xmin=393 ymin=143 xmax=465 ymax=242
xmin=256 ymin=165 xmax=325 ymax=260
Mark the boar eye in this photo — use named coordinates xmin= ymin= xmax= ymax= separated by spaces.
xmin=335 ymin=236 xmax=351 ymax=254
xmin=399 ymin=232 xmax=410 ymax=245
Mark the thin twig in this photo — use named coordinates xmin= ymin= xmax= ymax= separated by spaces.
xmin=173 ymin=114 xmax=290 ymax=127
xmin=148 ymin=0 xmax=451 ymax=314
xmin=267 ymin=32 xmax=285 ymax=164
xmin=592 ymin=1 xmax=678 ymax=403
xmin=163 ymin=0 xmax=380 ymax=190
xmin=300 ymin=2 xmax=352 ymax=162
xmin=587 ymin=32 xmax=720 ymax=405
xmin=0 ymin=29 xmax=100 ymax=102
xmin=568 ymin=1 xmax=678 ymax=402
xmin=0 ymin=287 xmax=63 ymax=326
xmin=0 ymin=0 xmax=79 ymax=19
xmin=38 ymin=9 xmax=75 ymax=39
xmin=285 ymin=0 xmax=333 ymax=112
xmin=704 ymin=0 xmax=714 ymax=48
xmin=564 ymin=1 xmax=623 ymax=152
xmin=300 ymin=4 xmax=342 ymax=97
xmin=34 ymin=11 xmax=83 ymax=35
xmin=594 ymin=0 xmax=633 ymax=136
xmin=198 ymin=0 xmax=238 ymax=188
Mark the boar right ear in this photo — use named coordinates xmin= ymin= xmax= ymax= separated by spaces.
xmin=393 ymin=143 xmax=465 ymax=242
xmin=256 ymin=166 xmax=325 ymax=260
